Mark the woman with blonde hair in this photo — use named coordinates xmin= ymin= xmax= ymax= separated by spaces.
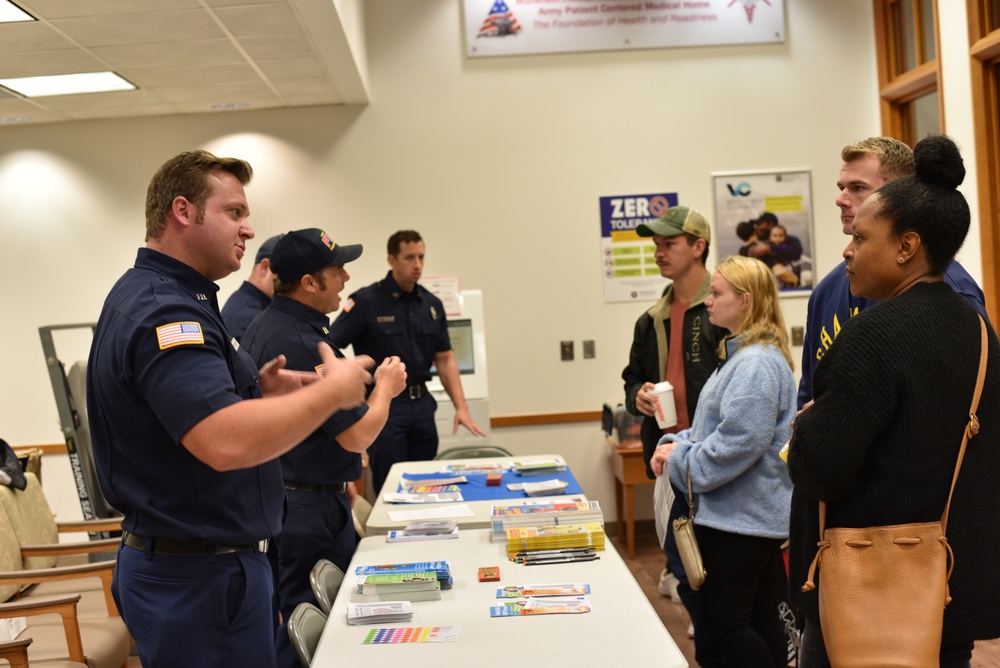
xmin=651 ymin=255 xmax=796 ymax=668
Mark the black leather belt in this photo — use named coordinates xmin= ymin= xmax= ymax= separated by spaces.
xmin=284 ymin=481 xmax=348 ymax=495
xmin=121 ymin=530 xmax=258 ymax=557
xmin=406 ymin=384 xmax=426 ymax=400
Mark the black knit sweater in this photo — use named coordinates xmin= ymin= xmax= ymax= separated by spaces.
xmin=787 ymin=281 xmax=1000 ymax=642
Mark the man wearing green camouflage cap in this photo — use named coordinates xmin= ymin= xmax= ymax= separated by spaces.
xmin=622 ymin=205 xmax=729 ymax=668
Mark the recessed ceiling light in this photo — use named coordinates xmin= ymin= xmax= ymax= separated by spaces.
xmin=0 ymin=116 xmax=29 ymax=124
xmin=0 ymin=1 xmax=34 ymax=23
xmin=212 ymin=102 xmax=249 ymax=110
xmin=0 ymin=72 xmax=136 ymax=97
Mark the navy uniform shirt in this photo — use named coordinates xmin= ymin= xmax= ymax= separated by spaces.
xmin=241 ymin=295 xmax=367 ymax=484
xmin=86 ymin=248 xmax=284 ymax=543
xmin=221 ymin=280 xmax=270 ymax=341
xmin=329 ymin=271 xmax=451 ymax=383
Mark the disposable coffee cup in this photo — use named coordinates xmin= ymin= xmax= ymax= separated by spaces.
xmin=649 ymin=381 xmax=677 ymax=429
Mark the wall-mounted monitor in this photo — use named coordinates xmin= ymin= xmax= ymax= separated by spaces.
xmin=431 ymin=319 xmax=474 ymax=375
xmin=425 ymin=290 xmax=489 ymax=401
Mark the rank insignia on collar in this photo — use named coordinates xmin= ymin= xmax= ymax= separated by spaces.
xmin=430 ymin=306 xmax=437 ymax=320
xmin=195 ymin=293 xmax=208 ymax=301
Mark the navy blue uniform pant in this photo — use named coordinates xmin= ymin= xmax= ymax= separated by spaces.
xmin=368 ymin=392 xmax=438 ymax=496
xmin=113 ymin=544 xmax=275 ymax=668
xmin=273 ymin=489 xmax=358 ymax=668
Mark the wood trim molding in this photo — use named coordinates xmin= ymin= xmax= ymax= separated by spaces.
xmin=490 ymin=411 xmax=603 ymax=428
xmin=880 ymin=60 xmax=938 ymax=101
xmin=13 ymin=444 xmax=64 ymax=456
xmin=967 ymin=0 xmax=1000 ymax=322
xmin=971 ymin=32 xmax=1000 ymax=61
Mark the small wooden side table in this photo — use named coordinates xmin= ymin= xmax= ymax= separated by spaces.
xmin=608 ymin=437 xmax=655 ymax=559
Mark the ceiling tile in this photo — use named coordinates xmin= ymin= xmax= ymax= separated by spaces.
xmin=0 ymin=21 xmax=79 ymax=53
xmin=213 ymin=4 xmax=302 ymax=36
xmin=270 ymin=76 xmax=334 ymax=96
xmin=171 ymin=96 xmax=286 ymax=113
xmin=0 ymin=104 xmax=66 ymax=124
xmin=282 ymin=93 xmax=342 ymax=106
xmin=20 ymin=0 xmax=202 ymax=19
xmin=0 ymin=0 xmax=359 ymax=125
xmin=153 ymin=80 xmax=277 ymax=103
xmin=201 ymin=0 xmax=285 ymax=6
xmin=52 ymin=9 xmax=225 ymax=47
xmin=127 ymin=62 xmax=261 ymax=88
xmin=0 ymin=50 xmax=108 ymax=78
xmin=238 ymin=34 xmax=315 ymax=60
xmin=92 ymin=39 xmax=245 ymax=69
xmin=32 ymin=88 xmax=165 ymax=111
xmin=256 ymin=57 xmax=325 ymax=80
xmin=64 ymin=103 xmax=178 ymax=120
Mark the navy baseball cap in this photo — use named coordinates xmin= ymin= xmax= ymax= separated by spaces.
xmin=254 ymin=233 xmax=285 ymax=264
xmin=269 ymin=228 xmax=363 ymax=282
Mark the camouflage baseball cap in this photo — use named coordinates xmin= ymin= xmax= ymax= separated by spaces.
xmin=636 ymin=206 xmax=711 ymax=244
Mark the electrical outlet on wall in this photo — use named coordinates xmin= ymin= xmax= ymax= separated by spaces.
xmin=791 ymin=326 xmax=804 ymax=346
xmin=560 ymin=340 xmax=574 ymax=361
xmin=583 ymin=340 xmax=595 ymax=359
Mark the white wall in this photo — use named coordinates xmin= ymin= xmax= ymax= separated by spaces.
xmin=1 ymin=0 xmax=901 ymax=521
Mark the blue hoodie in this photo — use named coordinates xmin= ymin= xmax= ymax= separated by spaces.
xmin=663 ymin=338 xmax=795 ymax=539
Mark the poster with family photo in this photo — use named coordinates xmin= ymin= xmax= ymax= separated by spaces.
xmin=711 ymin=169 xmax=815 ymax=295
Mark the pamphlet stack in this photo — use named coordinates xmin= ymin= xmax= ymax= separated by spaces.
xmin=489 ymin=500 xmax=603 ymax=543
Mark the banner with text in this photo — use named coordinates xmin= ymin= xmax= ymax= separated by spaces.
xmin=600 ymin=191 xmax=678 ymax=303
xmin=464 ymin=0 xmax=784 ymax=58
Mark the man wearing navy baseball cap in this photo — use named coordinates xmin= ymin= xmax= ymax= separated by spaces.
xmin=241 ymin=228 xmax=407 ymax=668
xmin=221 ymin=233 xmax=285 ymax=341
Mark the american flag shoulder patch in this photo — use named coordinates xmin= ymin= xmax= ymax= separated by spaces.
xmin=314 ymin=363 xmax=326 ymax=377
xmin=343 ymin=298 xmax=355 ymax=313
xmin=156 ymin=321 xmax=205 ymax=350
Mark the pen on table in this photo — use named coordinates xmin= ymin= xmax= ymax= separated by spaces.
xmin=511 ymin=552 xmax=596 ymax=562
xmin=522 ymin=555 xmax=600 ymax=566
xmin=510 ymin=547 xmax=594 ymax=559
xmin=512 ymin=548 xmax=595 ymax=557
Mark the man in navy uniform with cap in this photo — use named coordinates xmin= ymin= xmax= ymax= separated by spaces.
xmin=87 ymin=150 xmax=373 ymax=668
xmin=330 ymin=230 xmax=486 ymax=495
xmin=240 ymin=228 xmax=407 ymax=668
xmin=221 ymin=232 xmax=284 ymax=341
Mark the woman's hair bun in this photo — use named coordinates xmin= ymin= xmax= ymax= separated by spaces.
xmin=914 ymin=134 xmax=965 ymax=190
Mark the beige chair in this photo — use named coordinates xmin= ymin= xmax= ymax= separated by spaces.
xmin=0 ymin=475 xmax=129 ymax=668
xmin=0 ymin=636 xmax=31 ymax=668
xmin=287 ymin=602 xmax=327 ymax=667
xmin=308 ymin=559 xmax=345 ymax=615
xmin=352 ymin=497 xmax=372 ymax=539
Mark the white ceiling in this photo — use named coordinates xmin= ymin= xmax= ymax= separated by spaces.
xmin=0 ymin=0 xmax=368 ymax=125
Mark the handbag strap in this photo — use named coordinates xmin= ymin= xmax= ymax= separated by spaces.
xmin=686 ymin=470 xmax=696 ymax=520
xmin=941 ymin=315 xmax=989 ymax=531
xmin=804 ymin=315 xmax=988 ymax=593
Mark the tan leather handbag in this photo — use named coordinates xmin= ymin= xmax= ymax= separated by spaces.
xmin=672 ymin=470 xmax=707 ymax=590
xmin=802 ymin=316 xmax=988 ymax=667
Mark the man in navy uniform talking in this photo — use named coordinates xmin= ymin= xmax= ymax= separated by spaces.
xmin=330 ymin=230 xmax=485 ymax=495
xmin=241 ymin=228 xmax=407 ymax=668
xmin=87 ymin=150 xmax=373 ymax=667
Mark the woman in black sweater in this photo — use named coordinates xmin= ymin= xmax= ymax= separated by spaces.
xmin=787 ymin=135 xmax=1000 ymax=668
